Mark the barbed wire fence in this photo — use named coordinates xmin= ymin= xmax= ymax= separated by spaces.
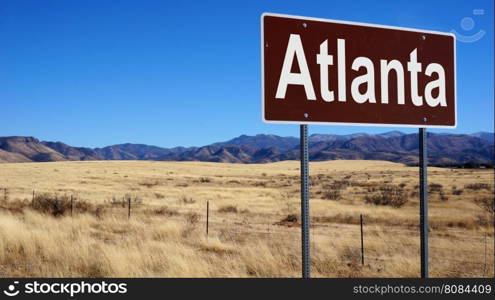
xmin=0 ymin=187 xmax=493 ymax=278
xmin=202 ymin=209 xmax=495 ymax=278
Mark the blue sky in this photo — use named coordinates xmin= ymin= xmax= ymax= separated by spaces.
xmin=0 ymin=0 xmax=493 ymax=148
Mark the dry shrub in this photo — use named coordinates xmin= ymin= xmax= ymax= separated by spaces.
xmin=31 ymin=194 xmax=94 ymax=216
xmin=0 ymin=187 xmax=9 ymax=202
xmin=154 ymin=193 xmax=165 ymax=199
xmin=182 ymin=212 xmax=201 ymax=237
xmin=145 ymin=205 xmax=179 ymax=216
xmin=438 ymin=191 xmax=449 ymax=201
xmin=31 ymin=193 xmax=68 ymax=216
xmin=252 ymin=181 xmax=267 ymax=187
xmin=474 ymin=197 xmax=494 ymax=213
xmin=322 ymin=189 xmax=341 ymax=201
xmin=428 ymin=183 xmax=443 ymax=193
xmin=74 ymin=200 xmax=95 ymax=214
xmin=218 ymin=205 xmax=238 ymax=213
xmin=465 ymin=183 xmax=492 ymax=191
xmin=0 ymin=199 xmax=29 ymax=214
xmin=339 ymin=246 xmax=362 ymax=267
xmin=475 ymin=214 xmax=490 ymax=226
xmin=283 ymin=214 xmax=298 ymax=222
xmin=444 ymin=220 xmax=476 ymax=229
xmin=94 ymin=205 xmax=106 ymax=219
xmin=138 ymin=179 xmax=161 ymax=188
xmin=108 ymin=196 xmax=126 ymax=207
xmin=179 ymin=195 xmax=195 ymax=204
xmin=31 ymin=194 xmax=58 ymax=215
xmin=198 ymin=177 xmax=212 ymax=183
xmin=331 ymin=180 xmax=350 ymax=190
xmin=185 ymin=212 xmax=200 ymax=225
xmin=275 ymin=214 xmax=299 ymax=226
xmin=426 ymin=183 xmax=448 ymax=201
xmin=364 ymin=185 xmax=408 ymax=208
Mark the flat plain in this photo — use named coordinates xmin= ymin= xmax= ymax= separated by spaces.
xmin=0 ymin=160 xmax=493 ymax=277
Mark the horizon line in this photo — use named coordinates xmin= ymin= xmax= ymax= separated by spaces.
xmin=1 ymin=130 xmax=493 ymax=150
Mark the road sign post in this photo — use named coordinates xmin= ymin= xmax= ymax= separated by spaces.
xmin=300 ymin=124 xmax=310 ymax=278
xmin=261 ymin=13 xmax=455 ymax=278
xmin=419 ymin=128 xmax=428 ymax=278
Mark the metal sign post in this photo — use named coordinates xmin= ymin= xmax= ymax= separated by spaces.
xmin=419 ymin=128 xmax=429 ymax=278
xmin=262 ymin=13 xmax=456 ymax=279
xmin=300 ymin=124 xmax=310 ymax=278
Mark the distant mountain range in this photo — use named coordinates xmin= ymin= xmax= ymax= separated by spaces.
xmin=0 ymin=131 xmax=493 ymax=165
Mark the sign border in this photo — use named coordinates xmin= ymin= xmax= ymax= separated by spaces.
xmin=261 ymin=12 xmax=457 ymax=129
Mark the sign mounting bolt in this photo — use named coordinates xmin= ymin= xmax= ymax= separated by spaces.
xmin=304 ymin=113 xmax=309 ymax=118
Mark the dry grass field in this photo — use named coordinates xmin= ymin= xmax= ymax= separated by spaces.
xmin=0 ymin=160 xmax=493 ymax=277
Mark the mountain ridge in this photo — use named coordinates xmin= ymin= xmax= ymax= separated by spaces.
xmin=0 ymin=132 xmax=493 ymax=165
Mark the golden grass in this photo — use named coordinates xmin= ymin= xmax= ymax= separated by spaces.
xmin=0 ymin=160 xmax=493 ymax=277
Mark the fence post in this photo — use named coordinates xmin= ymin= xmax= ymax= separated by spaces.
xmin=206 ymin=200 xmax=209 ymax=237
xmin=128 ymin=196 xmax=131 ymax=219
xmin=3 ymin=188 xmax=6 ymax=202
xmin=71 ymin=195 xmax=74 ymax=217
xmin=360 ymin=214 xmax=365 ymax=266
xmin=32 ymin=190 xmax=35 ymax=205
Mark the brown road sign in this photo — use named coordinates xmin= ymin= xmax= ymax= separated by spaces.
xmin=261 ymin=13 xmax=456 ymax=128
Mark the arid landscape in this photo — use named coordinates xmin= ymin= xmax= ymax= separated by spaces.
xmin=0 ymin=160 xmax=493 ymax=277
